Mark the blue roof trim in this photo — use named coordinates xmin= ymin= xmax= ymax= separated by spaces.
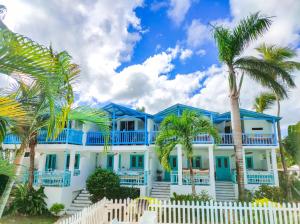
xmin=214 ymin=109 xmax=281 ymax=122
xmin=153 ymin=104 xmax=218 ymax=122
xmin=102 ymin=103 xmax=152 ymax=117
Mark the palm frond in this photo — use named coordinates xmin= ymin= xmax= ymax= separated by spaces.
xmin=253 ymin=92 xmax=276 ymax=113
xmin=232 ymin=12 xmax=272 ymax=56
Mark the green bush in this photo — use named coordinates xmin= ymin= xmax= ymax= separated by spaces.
xmin=10 ymin=184 xmax=48 ymax=215
xmin=117 ymin=187 xmax=140 ymax=199
xmin=0 ymin=174 xmax=9 ymax=196
xmin=253 ymin=185 xmax=285 ymax=203
xmin=171 ymin=191 xmax=213 ymax=202
xmin=50 ymin=203 xmax=65 ymax=216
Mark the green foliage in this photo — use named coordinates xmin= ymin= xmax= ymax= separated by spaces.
xmin=49 ymin=203 xmax=64 ymax=216
xmin=253 ymin=92 xmax=276 ymax=113
xmin=283 ymin=122 xmax=300 ymax=164
xmin=0 ymin=158 xmax=14 ymax=177
xmin=10 ymin=184 xmax=48 ymax=215
xmin=171 ymin=191 xmax=213 ymax=202
xmin=0 ymin=174 xmax=9 ymax=196
xmin=252 ymin=185 xmax=285 ymax=203
xmin=86 ymin=169 xmax=140 ymax=202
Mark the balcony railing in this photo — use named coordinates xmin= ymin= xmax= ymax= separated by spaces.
xmin=117 ymin=170 xmax=148 ymax=186
xmin=3 ymin=130 xmax=276 ymax=146
xmin=231 ymin=170 xmax=274 ymax=185
xmin=23 ymin=170 xmax=71 ymax=187
xmin=171 ymin=171 xmax=210 ymax=185
xmin=86 ymin=131 xmax=146 ymax=145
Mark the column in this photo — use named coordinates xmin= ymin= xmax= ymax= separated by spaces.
xmin=9 ymin=149 xmax=14 ymax=163
xmin=242 ymin=148 xmax=247 ymax=185
xmin=144 ymin=150 xmax=149 ymax=185
xmin=271 ymin=148 xmax=279 ymax=186
xmin=208 ymin=145 xmax=216 ymax=199
xmin=38 ymin=153 xmax=46 ymax=172
xmin=113 ymin=152 xmax=119 ymax=172
xmin=69 ymin=150 xmax=76 ymax=174
xmin=177 ymin=145 xmax=183 ymax=185
xmin=266 ymin=150 xmax=271 ymax=170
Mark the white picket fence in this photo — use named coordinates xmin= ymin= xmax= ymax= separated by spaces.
xmin=59 ymin=198 xmax=300 ymax=224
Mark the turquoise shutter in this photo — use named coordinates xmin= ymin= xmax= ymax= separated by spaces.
xmin=52 ymin=155 xmax=56 ymax=170
xmin=66 ymin=154 xmax=70 ymax=170
xmin=118 ymin=154 xmax=121 ymax=169
xmin=75 ymin=154 xmax=80 ymax=169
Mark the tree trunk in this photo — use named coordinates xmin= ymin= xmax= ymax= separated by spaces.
xmin=276 ymin=97 xmax=292 ymax=199
xmin=230 ymin=95 xmax=245 ymax=200
xmin=189 ymin=157 xmax=196 ymax=195
xmin=28 ymin=137 xmax=37 ymax=189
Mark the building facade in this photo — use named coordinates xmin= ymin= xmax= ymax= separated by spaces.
xmin=2 ymin=103 xmax=280 ymax=209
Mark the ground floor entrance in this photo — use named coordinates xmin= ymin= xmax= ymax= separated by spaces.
xmin=215 ymin=156 xmax=231 ymax=181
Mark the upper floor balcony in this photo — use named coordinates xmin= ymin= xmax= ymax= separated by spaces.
xmin=3 ymin=129 xmax=277 ymax=146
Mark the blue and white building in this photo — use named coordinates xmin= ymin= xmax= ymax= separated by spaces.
xmin=2 ymin=103 xmax=280 ymax=208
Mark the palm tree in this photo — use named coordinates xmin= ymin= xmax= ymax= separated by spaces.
xmin=253 ymin=92 xmax=276 ymax=113
xmin=155 ymin=110 xmax=220 ymax=195
xmin=212 ymin=12 xmax=295 ymax=199
xmin=255 ymin=44 xmax=300 ymax=199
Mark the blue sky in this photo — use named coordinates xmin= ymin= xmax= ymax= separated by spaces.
xmin=0 ymin=0 xmax=300 ymax=132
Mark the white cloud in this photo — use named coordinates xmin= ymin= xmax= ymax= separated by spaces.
xmin=179 ymin=48 xmax=193 ymax=61
xmin=167 ymin=0 xmax=192 ymax=26
xmin=186 ymin=19 xmax=211 ymax=48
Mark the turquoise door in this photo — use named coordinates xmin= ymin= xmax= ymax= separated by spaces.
xmin=164 ymin=156 xmax=177 ymax=181
xmin=215 ymin=156 xmax=231 ymax=181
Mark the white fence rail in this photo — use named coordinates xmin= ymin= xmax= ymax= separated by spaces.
xmin=59 ymin=199 xmax=300 ymax=224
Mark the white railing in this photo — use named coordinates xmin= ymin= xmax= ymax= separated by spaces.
xmin=231 ymin=170 xmax=275 ymax=185
xmin=117 ymin=170 xmax=148 ymax=186
xmin=60 ymin=198 xmax=300 ymax=224
xmin=171 ymin=171 xmax=210 ymax=185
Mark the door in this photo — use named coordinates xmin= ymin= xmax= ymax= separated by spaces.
xmin=164 ymin=156 xmax=177 ymax=181
xmin=215 ymin=156 xmax=231 ymax=181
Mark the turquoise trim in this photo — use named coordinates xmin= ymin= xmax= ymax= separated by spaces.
xmin=130 ymin=154 xmax=144 ymax=169
xmin=118 ymin=154 xmax=121 ymax=169
xmin=75 ymin=154 xmax=80 ymax=169
xmin=246 ymin=156 xmax=253 ymax=169
xmin=187 ymin=156 xmax=202 ymax=169
xmin=107 ymin=154 xmax=114 ymax=170
xmin=165 ymin=156 xmax=177 ymax=181
xmin=215 ymin=156 xmax=231 ymax=181
xmin=45 ymin=154 xmax=56 ymax=171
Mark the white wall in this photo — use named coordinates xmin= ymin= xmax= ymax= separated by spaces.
xmin=243 ymin=119 xmax=273 ymax=134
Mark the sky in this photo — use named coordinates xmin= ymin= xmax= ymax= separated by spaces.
xmin=0 ymin=0 xmax=300 ymax=134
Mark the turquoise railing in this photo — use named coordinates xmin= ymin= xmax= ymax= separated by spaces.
xmin=37 ymin=128 xmax=83 ymax=145
xmin=73 ymin=169 xmax=80 ymax=176
xmin=171 ymin=171 xmax=210 ymax=185
xmin=23 ymin=170 xmax=71 ymax=187
xmin=231 ymin=170 xmax=274 ymax=185
xmin=3 ymin=134 xmax=21 ymax=144
xmin=86 ymin=131 xmax=146 ymax=145
xmin=242 ymin=133 xmax=275 ymax=146
xmin=117 ymin=170 xmax=148 ymax=186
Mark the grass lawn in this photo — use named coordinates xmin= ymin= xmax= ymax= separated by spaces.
xmin=0 ymin=215 xmax=58 ymax=224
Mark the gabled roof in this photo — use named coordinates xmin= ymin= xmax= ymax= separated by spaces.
xmin=102 ymin=103 xmax=152 ymax=117
xmin=153 ymin=104 xmax=217 ymax=122
xmin=214 ymin=109 xmax=281 ymax=122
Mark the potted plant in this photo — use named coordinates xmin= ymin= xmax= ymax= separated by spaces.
xmin=156 ymin=170 xmax=163 ymax=181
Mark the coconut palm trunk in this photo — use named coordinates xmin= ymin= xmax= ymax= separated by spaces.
xmin=188 ymin=157 xmax=196 ymax=195
xmin=28 ymin=135 xmax=37 ymax=189
xmin=230 ymin=96 xmax=245 ymax=198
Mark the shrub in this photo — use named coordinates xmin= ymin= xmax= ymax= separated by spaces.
xmin=86 ymin=168 xmax=121 ymax=202
xmin=0 ymin=174 xmax=9 ymax=196
xmin=50 ymin=203 xmax=65 ymax=216
xmin=10 ymin=184 xmax=48 ymax=215
xmin=253 ymin=185 xmax=285 ymax=203
xmin=86 ymin=169 xmax=140 ymax=202
xmin=171 ymin=191 xmax=213 ymax=202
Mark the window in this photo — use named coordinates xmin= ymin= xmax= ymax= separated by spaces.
xmin=191 ymin=156 xmax=202 ymax=169
xmin=217 ymin=158 xmax=222 ymax=168
xmin=107 ymin=155 xmax=114 ymax=170
xmin=120 ymin=121 xmax=135 ymax=131
xmin=24 ymin=152 xmax=30 ymax=157
xmin=45 ymin=154 xmax=56 ymax=171
xmin=252 ymin=127 xmax=263 ymax=131
xmin=224 ymin=157 xmax=228 ymax=168
xmin=246 ymin=156 xmax=253 ymax=169
xmin=74 ymin=154 xmax=80 ymax=169
xmin=225 ymin=126 xmax=231 ymax=133
xmin=130 ymin=155 xmax=144 ymax=169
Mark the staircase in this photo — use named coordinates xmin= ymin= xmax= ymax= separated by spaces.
xmin=67 ymin=189 xmax=92 ymax=215
xmin=150 ymin=182 xmax=171 ymax=200
xmin=215 ymin=181 xmax=236 ymax=202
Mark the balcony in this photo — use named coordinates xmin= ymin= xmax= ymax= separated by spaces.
xmin=86 ymin=131 xmax=146 ymax=145
xmin=117 ymin=170 xmax=148 ymax=186
xmin=23 ymin=170 xmax=71 ymax=187
xmin=231 ymin=170 xmax=274 ymax=185
xmin=38 ymin=128 xmax=83 ymax=145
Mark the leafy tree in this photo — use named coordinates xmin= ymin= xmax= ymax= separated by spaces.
xmin=212 ymin=12 xmax=293 ymax=199
xmin=255 ymin=44 xmax=300 ymax=199
xmin=155 ymin=110 xmax=220 ymax=195
xmin=284 ymin=122 xmax=300 ymax=166
xmin=253 ymin=92 xmax=276 ymax=113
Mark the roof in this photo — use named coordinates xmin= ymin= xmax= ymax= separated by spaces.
xmin=214 ymin=109 xmax=281 ymax=122
xmin=102 ymin=103 xmax=152 ymax=118
xmin=153 ymin=104 xmax=218 ymax=122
